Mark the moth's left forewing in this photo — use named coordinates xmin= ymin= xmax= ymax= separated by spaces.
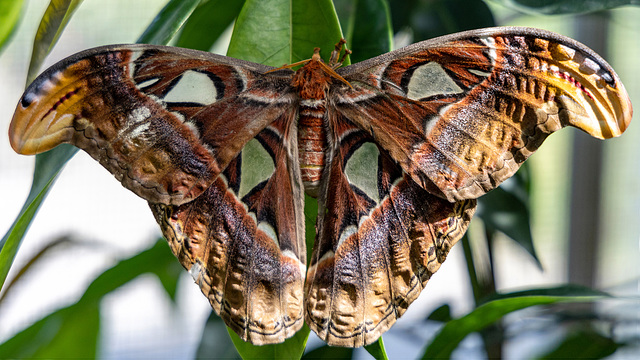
xmin=335 ymin=27 xmax=632 ymax=202
xmin=9 ymin=45 xmax=297 ymax=205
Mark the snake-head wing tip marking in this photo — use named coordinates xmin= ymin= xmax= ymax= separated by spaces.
xmin=558 ymin=69 xmax=633 ymax=140
xmin=9 ymin=83 xmax=76 ymax=155
xmin=542 ymin=40 xmax=633 ymax=140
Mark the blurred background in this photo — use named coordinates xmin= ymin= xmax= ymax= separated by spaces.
xmin=0 ymin=0 xmax=638 ymax=359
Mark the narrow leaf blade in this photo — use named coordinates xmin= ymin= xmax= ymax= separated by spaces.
xmin=0 ymin=145 xmax=77 ymax=290
xmin=421 ymin=290 xmax=608 ymax=359
xmin=0 ymin=0 xmax=25 ymax=53
xmin=0 ymin=304 xmax=100 ymax=359
xmin=137 ymin=0 xmax=201 ymax=45
xmin=27 ymin=0 xmax=84 ymax=83
xmin=489 ymin=0 xmax=640 ymax=15
xmin=175 ymin=0 xmax=246 ymax=51
xmin=364 ymin=337 xmax=389 ymax=360
xmin=337 ymin=0 xmax=393 ymax=62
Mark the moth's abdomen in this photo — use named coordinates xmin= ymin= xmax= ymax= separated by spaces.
xmin=298 ymin=99 xmax=327 ymax=197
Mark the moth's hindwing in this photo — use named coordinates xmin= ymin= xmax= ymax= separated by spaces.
xmin=336 ymin=27 xmax=632 ymax=202
xmin=151 ymin=111 xmax=306 ymax=345
xmin=305 ymin=127 xmax=476 ymax=347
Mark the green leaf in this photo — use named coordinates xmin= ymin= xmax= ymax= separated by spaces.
xmin=304 ymin=194 xmax=319 ymax=266
xmin=389 ymin=0 xmax=495 ymax=41
xmin=79 ymin=239 xmax=178 ymax=302
xmin=0 ymin=235 xmax=84 ymax=306
xmin=26 ymin=0 xmax=84 ymax=84
xmin=476 ymin=179 xmax=540 ymax=268
xmin=138 ymin=0 xmax=201 ymax=46
xmin=335 ymin=0 xmax=393 ymax=62
xmin=302 ymin=344 xmax=354 ymax=359
xmin=364 ymin=337 xmax=389 ymax=360
xmin=227 ymin=0 xmax=344 ymax=65
xmin=176 ymin=0 xmax=246 ymax=51
xmin=0 ymin=0 xmax=25 ymax=54
xmin=482 ymin=284 xmax=610 ymax=302
xmin=0 ymin=303 xmax=100 ymax=359
xmin=488 ymin=0 xmax=640 ymax=15
xmin=196 ymin=312 xmax=242 ymax=359
xmin=427 ymin=304 xmax=452 ymax=323
xmin=0 ymin=239 xmax=177 ymax=359
xmin=420 ymin=289 xmax=608 ymax=359
xmin=0 ymin=145 xmax=77 ymax=291
xmin=538 ymin=329 xmax=621 ymax=360
xmin=228 ymin=324 xmax=310 ymax=360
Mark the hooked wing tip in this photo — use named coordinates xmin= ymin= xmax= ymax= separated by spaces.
xmin=9 ymin=71 xmax=80 ymax=155
xmin=552 ymin=44 xmax=633 ymax=139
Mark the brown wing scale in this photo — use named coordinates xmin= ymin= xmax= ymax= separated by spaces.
xmin=305 ymin=126 xmax=476 ymax=347
xmin=150 ymin=109 xmax=306 ymax=345
xmin=336 ymin=27 xmax=632 ymax=202
xmin=9 ymin=45 xmax=296 ymax=205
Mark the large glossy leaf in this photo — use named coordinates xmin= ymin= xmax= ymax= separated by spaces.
xmin=420 ymin=287 xmax=609 ymax=359
xmin=0 ymin=0 xmax=25 ymax=54
xmin=138 ymin=0 xmax=201 ymax=46
xmin=302 ymin=344 xmax=353 ymax=359
xmin=228 ymin=324 xmax=311 ymax=360
xmin=176 ymin=0 xmax=246 ymax=51
xmin=0 ymin=239 xmax=179 ymax=359
xmin=227 ymin=0 xmax=343 ymax=65
xmin=389 ymin=0 xmax=495 ymax=41
xmin=476 ymin=171 xmax=540 ymax=268
xmin=334 ymin=0 xmax=393 ymax=62
xmin=538 ymin=329 xmax=621 ymax=359
xmin=196 ymin=312 xmax=242 ymax=359
xmin=0 ymin=0 xmax=194 ymax=293
xmin=26 ymin=0 xmax=84 ymax=83
xmin=489 ymin=0 xmax=640 ymax=14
